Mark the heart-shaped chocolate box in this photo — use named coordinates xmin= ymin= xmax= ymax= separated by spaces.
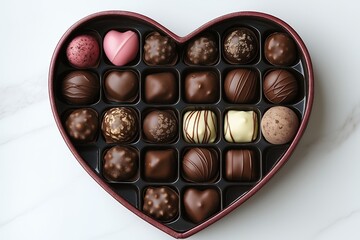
xmin=49 ymin=11 xmax=313 ymax=238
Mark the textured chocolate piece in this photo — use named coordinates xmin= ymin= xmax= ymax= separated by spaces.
xmin=263 ymin=69 xmax=298 ymax=104
xmin=144 ymin=72 xmax=178 ymax=104
xmin=183 ymin=188 xmax=220 ymax=224
xmin=143 ymin=110 xmax=178 ymax=143
xmin=66 ymin=34 xmax=99 ymax=68
xmin=143 ymin=32 xmax=177 ymax=65
xmin=144 ymin=149 xmax=177 ymax=182
xmin=183 ymin=110 xmax=217 ymax=144
xmin=103 ymin=146 xmax=138 ymax=181
xmin=143 ymin=187 xmax=179 ymax=222
xmin=101 ymin=107 xmax=138 ymax=143
xmin=224 ymin=68 xmax=258 ymax=103
xmin=225 ymin=149 xmax=258 ymax=181
xmin=104 ymin=71 xmax=138 ymax=102
xmin=223 ymin=28 xmax=258 ymax=64
xmin=61 ymin=71 xmax=99 ymax=105
xmin=224 ymin=110 xmax=258 ymax=143
xmin=185 ymin=36 xmax=218 ymax=65
xmin=261 ymin=106 xmax=299 ymax=144
xmin=182 ymin=148 xmax=218 ymax=183
xmin=264 ymin=32 xmax=297 ymax=66
xmin=65 ymin=108 xmax=98 ymax=142
xmin=184 ymin=71 xmax=219 ymax=103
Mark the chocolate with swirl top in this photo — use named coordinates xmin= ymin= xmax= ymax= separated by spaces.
xmin=224 ymin=68 xmax=258 ymax=103
xmin=263 ymin=69 xmax=298 ymax=104
xmin=182 ymin=148 xmax=218 ymax=183
xmin=183 ymin=110 xmax=217 ymax=144
xmin=224 ymin=110 xmax=258 ymax=143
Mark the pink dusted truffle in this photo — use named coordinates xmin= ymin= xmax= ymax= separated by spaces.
xmin=66 ymin=34 xmax=99 ymax=68
xmin=103 ymin=30 xmax=139 ymax=66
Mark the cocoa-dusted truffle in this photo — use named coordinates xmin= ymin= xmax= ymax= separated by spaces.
xmin=144 ymin=72 xmax=178 ymax=104
xmin=144 ymin=149 xmax=177 ymax=182
xmin=224 ymin=68 xmax=259 ymax=103
xmin=183 ymin=188 xmax=220 ymax=224
xmin=261 ymin=106 xmax=299 ymax=144
xmin=184 ymin=71 xmax=219 ymax=103
xmin=225 ymin=149 xmax=258 ymax=181
xmin=143 ymin=32 xmax=177 ymax=65
xmin=65 ymin=108 xmax=98 ymax=142
xmin=143 ymin=110 xmax=178 ymax=143
xmin=62 ymin=71 xmax=99 ymax=105
xmin=182 ymin=148 xmax=219 ymax=183
xmin=263 ymin=69 xmax=298 ymax=104
xmin=185 ymin=35 xmax=218 ymax=65
xmin=103 ymin=146 xmax=138 ymax=181
xmin=101 ymin=107 xmax=138 ymax=143
xmin=223 ymin=28 xmax=258 ymax=64
xmin=104 ymin=70 xmax=138 ymax=102
xmin=264 ymin=32 xmax=297 ymax=66
xmin=143 ymin=186 xmax=179 ymax=222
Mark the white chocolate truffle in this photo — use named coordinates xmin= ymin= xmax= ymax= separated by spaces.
xmin=261 ymin=106 xmax=299 ymax=144
xmin=224 ymin=110 xmax=258 ymax=143
xmin=183 ymin=110 xmax=217 ymax=143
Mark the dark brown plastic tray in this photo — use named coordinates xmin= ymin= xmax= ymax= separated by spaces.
xmin=48 ymin=11 xmax=314 ymax=238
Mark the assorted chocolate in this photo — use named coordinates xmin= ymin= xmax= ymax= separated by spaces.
xmin=55 ymin=17 xmax=308 ymax=233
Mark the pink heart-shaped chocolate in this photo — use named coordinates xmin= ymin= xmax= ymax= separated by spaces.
xmin=49 ymin=11 xmax=314 ymax=238
xmin=103 ymin=30 xmax=139 ymax=66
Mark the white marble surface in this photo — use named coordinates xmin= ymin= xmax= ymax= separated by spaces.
xmin=1 ymin=0 xmax=360 ymax=239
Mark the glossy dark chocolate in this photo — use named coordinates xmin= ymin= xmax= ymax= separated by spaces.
xmin=264 ymin=32 xmax=297 ymax=66
xmin=263 ymin=69 xmax=298 ymax=104
xmin=225 ymin=149 xmax=258 ymax=181
xmin=143 ymin=187 xmax=179 ymax=222
xmin=223 ymin=28 xmax=258 ymax=64
xmin=144 ymin=72 xmax=178 ymax=104
xmin=144 ymin=149 xmax=177 ymax=182
xmin=104 ymin=70 xmax=138 ymax=102
xmin=143 ymin=32 xmax=177 ymax=65
xmin=62 ymin=71 xmax=99 ymax=104
xmin=185 ymin=35 xmax=218 ymax=65
xmin=103 ymin=146 xmax=138 ymax=181
xmin=182 ymin=148 xmax=218 ymax=183
xmin=183 ymin=188 xmax=220 ymax=224
xmin=101 ymin=107 xmax=138 ymax=143
xmin=65 ymin=108 xmax=98 ymax=142
xmin=224 ymin=68 xmax=258 ymax=103
xmin=143 ymin=110 xmax=178 ymax=143
xmin=184 ymin=71 xmax=219 ymax=103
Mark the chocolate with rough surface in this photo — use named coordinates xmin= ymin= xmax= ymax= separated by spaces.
xmin=143 ymin=110 xmax=178 ymax=143
xmin=143 ymin=32 xmax=177 ymax=65
xmin=65 ymin=108 xmax=98 ymax=142
xmin=185 ymin=35 xmax=218 ymax=65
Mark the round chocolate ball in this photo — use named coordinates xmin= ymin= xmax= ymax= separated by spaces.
xmin=101 ymin=107 xmax=138 ymax=143
xmin=263 ymin=69 xmax=298 ymax=104
xmin=223 ymin=28 xmax=258 ymax=64
xmin=264 ymin=32 xmax=297 ymax=66
xmin=143 ymin=187 xmax=179 ymax=222
xmin=261 ymin=106 xmax=299 ymax=144
xmin=185 ymin=36 xmax=218 ymax=65
xmin=103 ymin=146 xmax=138 ymax=181
xmin=143 ymin=32 xmax=177 ymax=65
xmin=66 ymin=34 xmax=99 ymax=68
xmin=224 ymin=68 xmax=259 ymax=103
xmin=62 ymin=71 xmax=99 ymax=104
xmin=182 ymin=148 xmax=219 ymax=183
xmin=65 ymin=108 xmax=98 ymax=142
xmin=104 ymin=70 xmax=138 ymax=102
xmin=184 ymin=71 xmax=219 ymax=103
xmin=143 ymin=110 xmax=178 ymax=143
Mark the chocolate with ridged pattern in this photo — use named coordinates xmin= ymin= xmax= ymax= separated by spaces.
xmin=224 ymin=68 xmax=258 ymax=103
xmin=225 ymin=149 xmax=258 ymax=181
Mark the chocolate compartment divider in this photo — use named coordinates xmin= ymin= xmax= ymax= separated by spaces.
xmin=52 ymin=13 xmax=310 ymax=234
